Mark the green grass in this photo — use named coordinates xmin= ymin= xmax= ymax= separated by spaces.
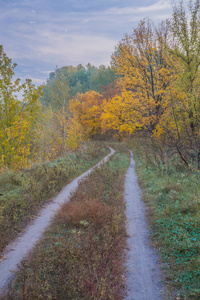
xmin=2 ymin=150 xmax=130 ymax=299
xmin=130 ymin=139 xmax=200 ymax=300
xmin=0 ymin=141 xmax=109 ymax=253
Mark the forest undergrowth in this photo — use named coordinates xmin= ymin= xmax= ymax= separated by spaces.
xmin=1 ymin=147 xmax=129 ymax=299
xmin=130 ymin=138 xmax=200 ymax=300
xmin=0 ymin=141 xmax=109 ymax=253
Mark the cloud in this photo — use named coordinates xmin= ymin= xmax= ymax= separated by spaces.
xmin=33 ymin=31 xmax=117 ymax=66
xmin=105 ymin=0 xmax=171 ymax=16
xmin=138 ymin=0 xmax=171 ymax=12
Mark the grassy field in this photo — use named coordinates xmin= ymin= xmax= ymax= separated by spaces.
xmin=2 ymin=148 xmax=129 ymax=299
xmin=130 ymin=139 xmax=200 ymax=299
xmin=0 ymin=141 xmax=109 ymax=253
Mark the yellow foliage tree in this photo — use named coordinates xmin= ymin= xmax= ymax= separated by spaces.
xmin=65 ymin=117 xmax=84 ymax=151
xmin=108 ymin=20 xmax=175 ymax=135
xmin=0 ymin=46 xmax=42 ymax=169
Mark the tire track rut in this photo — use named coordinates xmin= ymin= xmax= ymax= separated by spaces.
xmin=0 ymin=148 xmax=115 ymax=293
xmin=124 ymin=151 xmax=165 ymax=300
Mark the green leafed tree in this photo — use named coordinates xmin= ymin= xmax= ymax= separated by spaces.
xmin=40 ymin=64 xmax=117 ymax=108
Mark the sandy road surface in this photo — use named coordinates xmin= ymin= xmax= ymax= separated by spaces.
xmin=124 ymin=152 xmax=165 ymax=300
xmin=0 ymin=147 xmax=115 ymax=293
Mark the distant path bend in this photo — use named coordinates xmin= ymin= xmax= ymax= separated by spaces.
xmin=0 ymin=147 xmax=115 ymax=293
xmin=124 ymin=151 xmax=164 ymax=300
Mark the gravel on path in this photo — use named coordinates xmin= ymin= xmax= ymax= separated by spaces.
xmin=0 ymin=147 xmax=115 ymax=294
xmin=124 ymin=151 xmax=165 ymax=300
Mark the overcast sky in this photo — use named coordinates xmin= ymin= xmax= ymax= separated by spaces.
xmin=1 ymin=0 xmax=174 ymax=86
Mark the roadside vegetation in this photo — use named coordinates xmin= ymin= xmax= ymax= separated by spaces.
xmin=130 ymin=138 xmax=200 ymax=299
xmin=2 ymin=150 xmax=129 ymax=300
xmin=0 ymin=141 xmax=109 ymax=253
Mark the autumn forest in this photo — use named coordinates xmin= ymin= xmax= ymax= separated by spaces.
xmin=1 ymin=2 xmax=200 ymax=171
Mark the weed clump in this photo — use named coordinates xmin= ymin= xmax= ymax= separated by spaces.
xmin=56 ymin=199 xmax=114 ymax=227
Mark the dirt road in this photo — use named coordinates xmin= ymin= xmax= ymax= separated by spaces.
xmin=0 ymin=148 xmax=115 ymax=293
xmin=124 ymin=151 xmax=164 ymax=300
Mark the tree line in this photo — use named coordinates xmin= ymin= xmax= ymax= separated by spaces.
xmin=0 ymin=49 xmax=117 ymax=169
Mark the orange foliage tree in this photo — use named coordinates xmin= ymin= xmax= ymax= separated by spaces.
xmin=70 ymin=91 xmax=104 ymax=139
